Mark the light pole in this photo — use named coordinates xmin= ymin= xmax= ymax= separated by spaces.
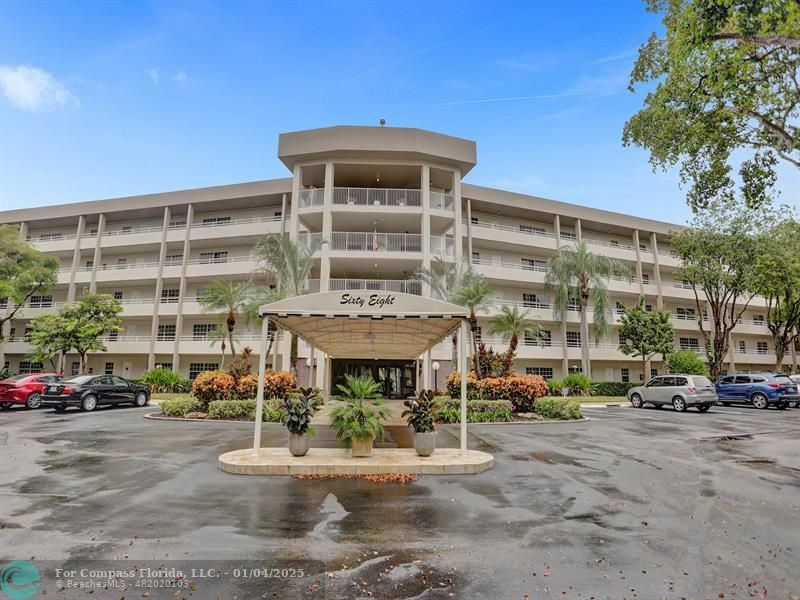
xmin=432 ymin=361 xmax=440 ymax=393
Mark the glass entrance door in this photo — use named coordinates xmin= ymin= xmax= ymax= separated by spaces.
xmin=331 ymin=359 xmax=416 ymax=399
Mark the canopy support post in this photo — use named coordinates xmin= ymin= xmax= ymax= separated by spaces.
xmin=460 ymin=318 xmax=469 ymax=453
xmin=253 ymin=318 xmax=270 ymax=456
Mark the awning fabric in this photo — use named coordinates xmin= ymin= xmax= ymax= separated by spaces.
xmin=258 ymin=291 xmax=469 ymax=359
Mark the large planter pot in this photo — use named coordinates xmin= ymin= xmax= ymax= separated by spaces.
xmin=288 ymin=432 xmax=310 ymax=457
xmin=414 ymin=432 xmax=437 ymax=457
xmin=350 ymin=435 xmax=375 ymax=458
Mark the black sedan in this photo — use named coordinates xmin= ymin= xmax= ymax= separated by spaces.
xmin=41 ymin=375 xmax=150 ymax=412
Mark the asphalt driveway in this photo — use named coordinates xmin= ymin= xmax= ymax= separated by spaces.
xmin=1 ymin=403 xmax=798 ymax=599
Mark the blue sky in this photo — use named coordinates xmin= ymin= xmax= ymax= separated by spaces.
xmin=0 ymin=0 xmax=797 ymax=224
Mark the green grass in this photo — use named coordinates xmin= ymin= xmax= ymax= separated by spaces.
xmin=151 ymin=392 xmax=192 ymax=404
xmin=576 ymin=395 xmax=629 ymax=404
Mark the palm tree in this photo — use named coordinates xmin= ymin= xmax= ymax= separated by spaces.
xmin=489 ymin=305 xmax=540 ymax=374
xmin=545 ymin=241 xmax=628 ymax=377
xmin=242 ymin=285 xmax=281 ymax=361
xmin=412 ymin=256 xmax=492 ymax=377
xmin=199 ymin=280 xmax=253 ymax=359
xmin=254 ymin=233 xmax=323 ymax=373
xmin=208 ymin=326 xmax=231 ymax=369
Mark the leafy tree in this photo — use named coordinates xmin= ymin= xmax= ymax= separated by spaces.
xmin=412 ymin=256 xmax=491 ymax=375
xmin=198 ymin=279 xmax=253 ymax=359
xmin=666 ymin=349 xmax=709 ymax=375
xmin=0 ymin=224 xmax=59 ymax=339
xmin=618 ymin=297 xmax=675 ymax=378
xmin=254 ymin=233 xmax=323 ymax=373
xmin=755 ymin=220 xmax=800 ymax=370
xmin=545 ymin=241 xmax=629 ymax=377
xmin=671 ymin=198 xmax=769 ymax=379
xmin=453 ymin=278 xmax=493 ymax=377
xmin=26 ymin=291 xmax=122 ymax=374
xmin=488 ymin=305 xmax=540 ymax=376
xmin=25 ymin=313 xmax=72 ymax=372
xmin=624 ymin=0 xmax=800 ymax=211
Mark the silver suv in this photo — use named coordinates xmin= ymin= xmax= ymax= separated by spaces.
xmin=627 ymin=374 xmax=718 ymax=412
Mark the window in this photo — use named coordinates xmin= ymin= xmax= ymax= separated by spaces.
xmin=117 ymin=258 xmax=128 ymax=268
xmin=9 ymin=328 xmax=15 ymax=339
xmin=566 ymin=331 xmax=581 ymax=347
xmin=650 ymin=367 xmax=658 ymax=378
xmin=568 ymin=365 xmax=583 ymax=374
xmin=739 ymin=340 xmax=746 ymax=353
xmin=109 ymin=331 xmax=118 ymax=341
xmin=0 ymin=297 xmax=7 ymax=309
xmin=567 ymin=297 xmax=579 ymax=311
xmin=113 ymin=291 xmax=123 ymax=300
xmin=189 ymin=362 xmax=218 ymax=379
xmin=679 ymin=337 xmax=699 ymax=350
xmin=157 ymin=324 xmax=176 ymax=341
xmin=615 ymin=301 xmax=625 ymax=314
xmin=85 ymin=260 xmax=94 ymax=269
xmin=155 ymin=362 xmax=173 ymax=370
xmin=165 ymin=254 xmax=183 ymax=266
xmin=526 ymin=367 xmax=554 ymax=380
xmin=675 ymin=377 xmax=688 ymax=386
xmin=662 ymin=376 xmax=677 ymax=386
xmin=274 ymin=211 xmax=282 ymax=218
xmin=170 ymin=219 xmax=186 ymax=228
xmin=610 ymin=240 xmax=619 ymax=246
xmin=104 ymin=362 xmax=114 ymax=375
xmin=2 ymin=361 xmax=8 ymax=373
xmin=676 ymin=307 xmax=695 ymax=320
xmin=470 ymin=216 xmax=479 ymax=225
xmin=522 ymin=293 xmax=540 ymax=307
xmin=199 ymin=251 xmax=228 ymax=264
xmin=642 ymin=274 xmax=650 ymax=284
xmin=471 ymin=252 xmax=480 ymax=264
xmin=202 ymin=216 xmax=231 ymax=226
xmin=71 ymin=362 xmax=80 ymax=376
xmin=560 ymin=231 xmax=577 ymax=241
xmin=121 ymin=226 xmax=132 ymax=234
xmin=753 ymin=314 xmax=765 ymax=324
xmin=519 ymin=224 xmax=545 ymax=235
xmin=18 ymin=361 xmax=43 ymax=374
xmin=621 ymin=368 xmax=630 ymax=383
xmin=39 ymin=232 xmax=64 ymax=241
xmin=474 ymin=326 xmax=482 ymax=342
xmin=639 ymin=244 xmax=647 ymax=251
xmin=734 ymin=375 xmax=751 ymax=384
xmin=757 ymin=341 xmax=768 ymax=354
xmin=29 ymin=295 xmax=53 ymax=308
xmin=111 ymin=376 xmax=128 ymax=386
xmin=645 ymin=304 xmax=653 ymax=312
xmin=523 ymin=331 xmax=538 ymax=346
xmin=538 ymin=330 xmax=552 ymax=347
xmin=521 ymin=258 xmax=547 ymax=271
xmin=161 ymin=289 xmax=180 ymax=303
xmin=193 ymin=323 xmax=217 ymax=340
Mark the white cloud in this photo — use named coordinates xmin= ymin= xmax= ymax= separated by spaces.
xmin=590 ymin=47 xmax=638 ymax=66
xmin=0 ymin=64 xmax=78 ymax=111
xmin=145 ymin=68 xmax=159 ymax=85
xmin=173 ymin=70 xmax=188 ymax=87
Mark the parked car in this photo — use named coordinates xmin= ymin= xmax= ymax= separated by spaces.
xmin=789 ymin=375 xmax=800 ymax=408
xmin=41 ymin=374 xmax=149 ymax=412
xmin=627 ymin=374 xmax=718 ymax=412
xmin=0 ymin=373 xmax=64 ymax=410
xmin=715 ymin=373 xmax=798 ymax=409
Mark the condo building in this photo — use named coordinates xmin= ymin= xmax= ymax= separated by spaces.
xmin=0 ymin=126 xmax=793 ymax=396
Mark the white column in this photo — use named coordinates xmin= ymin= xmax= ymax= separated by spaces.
xmin=459 ymin=319 xmax=469 ymax=452
xmin=315 ymin=350 xmax=327 ymax=391
xmin=67 ymin=215 xmax=86 ymax=303
xmin=289 ymin=165 xmax=301 ymax=241
xmin=553 ymin=214 xmax=561 ymax=243
xmin=554 ymin=216 xmax=568 ymax=376
xmin=421 ymin=165 xmax=431 ymax=296
xmin=253 ymin=317 xmax=270 ymax=455
xmin=466 ymin=198 xmax=473 ymax=260
xmin=575 ymin=218 xmax=582 ymax=244
xmin=307 ymin=347 xmax=315 ymax=387
xmin=650 ymin=233 xmax=664 ymax=310
xmin=633 ymin=230 xmax=644 ymax=297
xmin=280 ymin=193 xmax=287 ymax=236
xmin=452 ymin=169 xmax=463 ymax=260
xmin=320 ymin=162 xmax=334 ymax=292
xmin=149 ymin=206 xmax=171 ymax=370
xmin=173 ymin=204 xmax=194 ymax=372
xmin=89 ymin=214 xmax=105 ymax=294
xmin=423 ymin=349 xmax=431 ymax=390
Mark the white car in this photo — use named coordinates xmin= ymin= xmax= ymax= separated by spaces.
xmin=790 ymin=375 xmax=800 ymax=408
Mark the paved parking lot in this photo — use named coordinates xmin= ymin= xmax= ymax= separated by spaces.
xmin=1 ymin=403 xmax=798 ymax=599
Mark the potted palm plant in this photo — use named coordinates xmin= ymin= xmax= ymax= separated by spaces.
xmin=402 ymin=390 xmax=438 ymax=456
xmin=330 ymin=374 xmax=389 ymax=457
xmin=282 ymin=387 xmax=319 ymax=457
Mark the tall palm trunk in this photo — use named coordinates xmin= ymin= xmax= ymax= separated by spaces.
xmin=290 ymin=333 xmax=298 ymax=374
xmin=226 ymin=310 xmax=236 ymax=358
xmin=580 ymin=289 xmax=591 ymax=377
xmin=469 ymin=312 xmax=481 ymax=376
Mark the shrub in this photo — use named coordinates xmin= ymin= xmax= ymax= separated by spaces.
xmin=335 ymin=374 xmax=383 ymax=400
xmin=264 ymin=370 xmax=296 ymax=399
xmin=593 ymin=381 xmax=637 ymax=397
xmin=160 ymin=397 xmax=200 ymax=417
xmin=446 ymin=372 xmax=548 ymax=410
xmin=436 ymin=399 xmax=514 ymax=423
xmin=207 ymin=399 xmax=284 ymax=421
xmin=666 ymin=350 xmax=708 ymax=375
xmin=235 ymin=373 xmax=258 ymax=399
xmin=227 ymin=347 xmax=254 ymax=381
xmin=534 ymin=397 xmax=582 ymax=420
xmin=561 ymin=373 xmax=594 ymax=396
xmin=141 ymin=368 xmax=192 ymax=393
xmin=192 ymin=370 xmax=236 ymax=409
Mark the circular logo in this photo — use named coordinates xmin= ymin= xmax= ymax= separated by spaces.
xmin=0 ymin=561 xmax=40 ymax=600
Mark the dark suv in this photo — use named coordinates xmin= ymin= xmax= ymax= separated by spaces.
xmin=716 ymin=373 xmax=799 ymax=410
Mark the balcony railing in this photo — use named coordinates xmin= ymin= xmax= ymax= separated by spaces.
xmin=331 ymin=232 xmax=421 ymax=252
xmin=333 ymin=187 xmax=421 ymax=207
xmin=328 ymin=278 xmax=422 ymax=295
xmin=298 ymin=188 xmax=324 ymax=208
xmin=430 ymin=191 xmax=455 ymax=211
xmin=465 ymin=219 xmax=557 ymax=240
xmin=430 ymin=235 xmax=455 ymax=257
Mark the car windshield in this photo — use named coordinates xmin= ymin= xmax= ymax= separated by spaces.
xmin=692 ymin=376 xmax=713 ymax=387
xmin=3 ymin=374 xmax=30 ymax=382
xmin=63 ymin=375 xmax=95 ymax=385
xmin=773 ymin=374 xmax=791 ymax=381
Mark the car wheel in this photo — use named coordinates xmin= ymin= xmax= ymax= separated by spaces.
xmin=80 ymin=395 xmax=97 ymax=412
xmin=630 ymin=393 xmax=644 ymax=408
xmin=672 ymin=396 xmax=687 ymax=412
xmin=776 ymin=402 xmax=786 ymax=410
xmin=788 ymin=401 xmax=798 ymax=409
xmin=134 ymin=392 xmax=148 ymax=407
xmin=0 ymin=402 xmax=12 ymax=410
xmin=25 ymin=392 xmax=42 ymax=409
xmin=697 ymin=404 xmax=711 ymax=413
xmin=751 ymin=393 xmax=769 ymax=410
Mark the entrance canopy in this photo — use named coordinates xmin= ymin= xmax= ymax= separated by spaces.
xmin=258 ymin=291 xmax=469 ymax=359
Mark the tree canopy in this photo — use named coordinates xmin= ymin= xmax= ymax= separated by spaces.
xmin=624 ymin=0 xmax=800 ymax=211
xmin=618 ymin=298 xmax=675 ymax=377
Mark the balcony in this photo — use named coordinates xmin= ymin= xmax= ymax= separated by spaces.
xmin=430 ymin=191 xmax=455 ymax=211
xmin=330 ymin=231 xmax=421 ymax=253
xmin=328 ymin=278 xmax=422 ymax=295
xmin=333 ymin=187 xmax=420 ymax=207
xmin=298 ymin=188 xmax=324 ymax=208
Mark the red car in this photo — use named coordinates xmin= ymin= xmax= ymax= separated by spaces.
xmin=0 ymin=373 xmax=64 ymax=409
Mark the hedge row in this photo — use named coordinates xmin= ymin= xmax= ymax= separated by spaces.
xmin=159 ymin=397 xmax=200 ymax=417
xmin=207 ymin=399 xmax=284 ymax=422
xmin=592 ymin=381 xmax=637 ymax=397
xmin=445 ymin=373 xmax=549 ymax=411
xmin=533 ymin=397 xmax=582 ymax=420
xmin=436 ymin=399 xmax=514 ymax=423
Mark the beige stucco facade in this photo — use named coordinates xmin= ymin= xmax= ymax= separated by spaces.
xmin=0 ymin=125 xmax=794 ymax=386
